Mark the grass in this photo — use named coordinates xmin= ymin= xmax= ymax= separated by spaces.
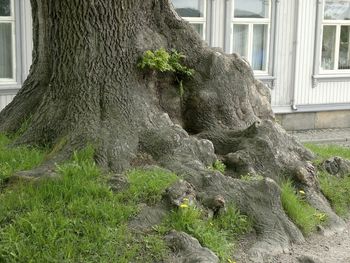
xmin=159 ymin=203 xmax=252 ymax=261
xmin=0 ymin=133 xmax=253 ymax=262
xmin=0 ymin=134 xmax=45 ymax=184
xmin=2 ymin=134 xmax=348 ymax=260
xmin=281 ymin=181 xmax=326 ymax=235
xmin=125 ymin=168 xmax=178 ymax=204
xmin=0 ymin=137 xmax=177 ymax=262
xmin=304 ymin=144 xmax=350 ymax=218
xmin=304 ymin=143 xmax=350 ymax=164
xmin=318 ymin=171 xmax=350 ymax=217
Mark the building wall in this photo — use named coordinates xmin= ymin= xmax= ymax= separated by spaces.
xmin=269 ymin=0 xmax=297 ymax=108
xmin=0 ymin=93 xmax=15 ymax=111
xmin=273 ymin=0 xmax=350 ymax=112
xmin=0 ymin=0 xmax=32 ymax=111
xmin=1 ymin=0 xmax=350 ymax=129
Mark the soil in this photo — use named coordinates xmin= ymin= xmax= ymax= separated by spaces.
xmin=234 ymin=221 xmax=350 ymax=263
xmin=270 ymin=220 xmax=350 ymax=263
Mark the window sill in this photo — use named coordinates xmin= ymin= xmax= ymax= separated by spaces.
xmin=255 ymin=75 xmax=276 ymax=89
xmin=312 ymin=74 xmax=350 ymax=87
xmin=0 ymin=83 xmax=21 ymax=94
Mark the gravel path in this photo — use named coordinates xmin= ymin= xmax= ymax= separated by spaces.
xmin=270 ymin=221 xmax=350 ymax=263
xmin=289 ymin=128 xmax=350 ymax=147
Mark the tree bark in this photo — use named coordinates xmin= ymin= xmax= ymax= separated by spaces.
xmin=0 ymin=0 xmax=345 ymax=260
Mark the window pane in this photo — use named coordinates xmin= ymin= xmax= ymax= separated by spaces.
xmin=324 ymin=0 xmax=350 ymax=20
xmin=0 ymin=0 xmax=11 ymax=16
xmin=172 ymin=0 xmax=205 ymax=17
xmin=321 ymin=25 xmax=336 ymax=70
xmin=339 ymin=25 xmax=350 ymax=69
xmin=191 ymin=23 xmax=204 ymax=39
xmin=232 ymin=24 xmax=249 ymax=58
xmin=0 ymin=23 xmax=13 ymax=78
xmin=252 ymin=24 xmax=268 ymax=71
xmin=234 ymin=0 xmax=269 ymax=18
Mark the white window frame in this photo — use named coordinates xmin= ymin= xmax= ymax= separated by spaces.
xmin=313 ymin=0 xmax=350 ymax=86
xmin=0 ymin=0 xmax=16 ymax=83
xmin=230 ymin=0 xmax=272 ymax=76
xmin=320 ymin=1 xmax=350 ymax=73
xmin=172 ymin=0 xmax=208 ymax=41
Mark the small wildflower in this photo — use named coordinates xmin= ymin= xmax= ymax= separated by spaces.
xmin=299 ymin=190 xmax=305 ymax=195
xmin=179 ymin=203 xmax=189 ymax=208
xmin=314 ymin=212 xmax=327 ymax=222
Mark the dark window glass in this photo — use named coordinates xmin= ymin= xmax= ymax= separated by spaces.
xmin=0 ymin=0 xmax=11 ymax=16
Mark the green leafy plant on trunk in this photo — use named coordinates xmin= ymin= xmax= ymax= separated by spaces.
xmin=138 ymin=48 xmax=194 ymax=97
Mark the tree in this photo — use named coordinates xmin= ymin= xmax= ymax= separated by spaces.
xmin=0 ymin=0 xmax=344 ymax=260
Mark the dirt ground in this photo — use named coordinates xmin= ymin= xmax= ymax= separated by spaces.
xmin=234 ymin=220 xmax=350 ymax=263
xmin=269 ymin=220 xmax=350 ymax=263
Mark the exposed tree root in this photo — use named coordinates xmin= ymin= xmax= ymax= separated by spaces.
xmin=0 ymin=0 xmax=346 ymax=261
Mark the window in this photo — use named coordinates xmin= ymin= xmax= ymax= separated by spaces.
xmin=172 ymin=0 xmax=207 ymax=40
xmin=321 ymin=0 xmax=350 ymax=71
xmin=0 ymin=0 xmax=15 ymax=81
xmin=231 ymin=0 xmax=270 ymax=73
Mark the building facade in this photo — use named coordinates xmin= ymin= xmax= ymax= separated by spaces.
xmin=1 ymin=0 xmax=350 ymax=130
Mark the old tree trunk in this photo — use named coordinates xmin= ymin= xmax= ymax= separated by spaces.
xmin=0 ymin=0 xmax=345 ymax=261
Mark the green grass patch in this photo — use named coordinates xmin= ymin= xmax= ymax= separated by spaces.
xmin=0 ymin=145 xmax=174 ymax=262
xmin=125 ymin=168 xmax=178 ymax=204
xmin=0 ymin=134 xmax=254 ymax=262
xmin=304 ymin=143 xmax=350 ymax=164
xmin=318 ymin=171 xmax=350 ymax=217
xmin=281 ymin=181 xmax=326 ymax=235
xmin=304 ymin=144 xmax=350 ymax=217
xmin=0 ymin=134 xmax=45 ymax=184
xmin=160 ymin=203 xmax=251 ymax=261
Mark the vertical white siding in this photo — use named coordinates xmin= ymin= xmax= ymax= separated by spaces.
xmin=20 ymin=0 xmax=33 ymax=80
xmin=210 ymin=0 xmax=226 ymax=48
xmin=0 ymin=94 xmax=16 ymax=111
xmin=293 ymin=0 xmax=316 ymax=106
xmin=270 ymin=0 xmax=297 ymax=107
xmin=273 ymin=0 xmax=350 ymax=108
xmin=303 ymin=82 xmax=350 ymax=104
xmin=0 ymin=0 xmax=32 ymax=111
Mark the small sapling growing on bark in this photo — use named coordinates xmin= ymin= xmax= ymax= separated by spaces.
xmin=138 ymin=48 xmax=194 ymax=96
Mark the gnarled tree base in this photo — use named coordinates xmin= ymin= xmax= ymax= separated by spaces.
xmin=0 ymin=0 xmax=345 ymax=261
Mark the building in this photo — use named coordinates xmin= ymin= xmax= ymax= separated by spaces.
xmin=1 ymin=0 xmax=350 ymax=130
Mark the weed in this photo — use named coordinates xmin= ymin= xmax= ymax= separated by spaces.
xmin=123 ymin=168 xmax=178 ymax=204
xmin=304 ymin=143 xmax=350 ymax=164
xmin=138 ymin=48 xmax=194 ymax=96
xmin=318 ymin=171 xmax=350 ymax=217
xmin=304 ymin=144 xmax=350 ymax=218
xmin=240 ymin=174 xmax=264 ymax=181
xmin=209 ymin=160 xmax=226 ymax=173
xmin=214 ymin=204 xmax=252 ymax=237
xmin=281 ymin=181 xmax=326 ymax=235
xmin=0 ymin=146 xmax=171 ymax=262
xmin=0 ymin=134 xmax=45 ymax=184
xmin=11 ymin=116 xmax=32 ymax=139
xmin=161 ymin=203 xmax=251 ymax=261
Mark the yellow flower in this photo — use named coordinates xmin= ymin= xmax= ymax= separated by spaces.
xmin=299 ymin=190 xmax=305 ymax=195
xmin=179 ymin=203 xmax=189 ymax=208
